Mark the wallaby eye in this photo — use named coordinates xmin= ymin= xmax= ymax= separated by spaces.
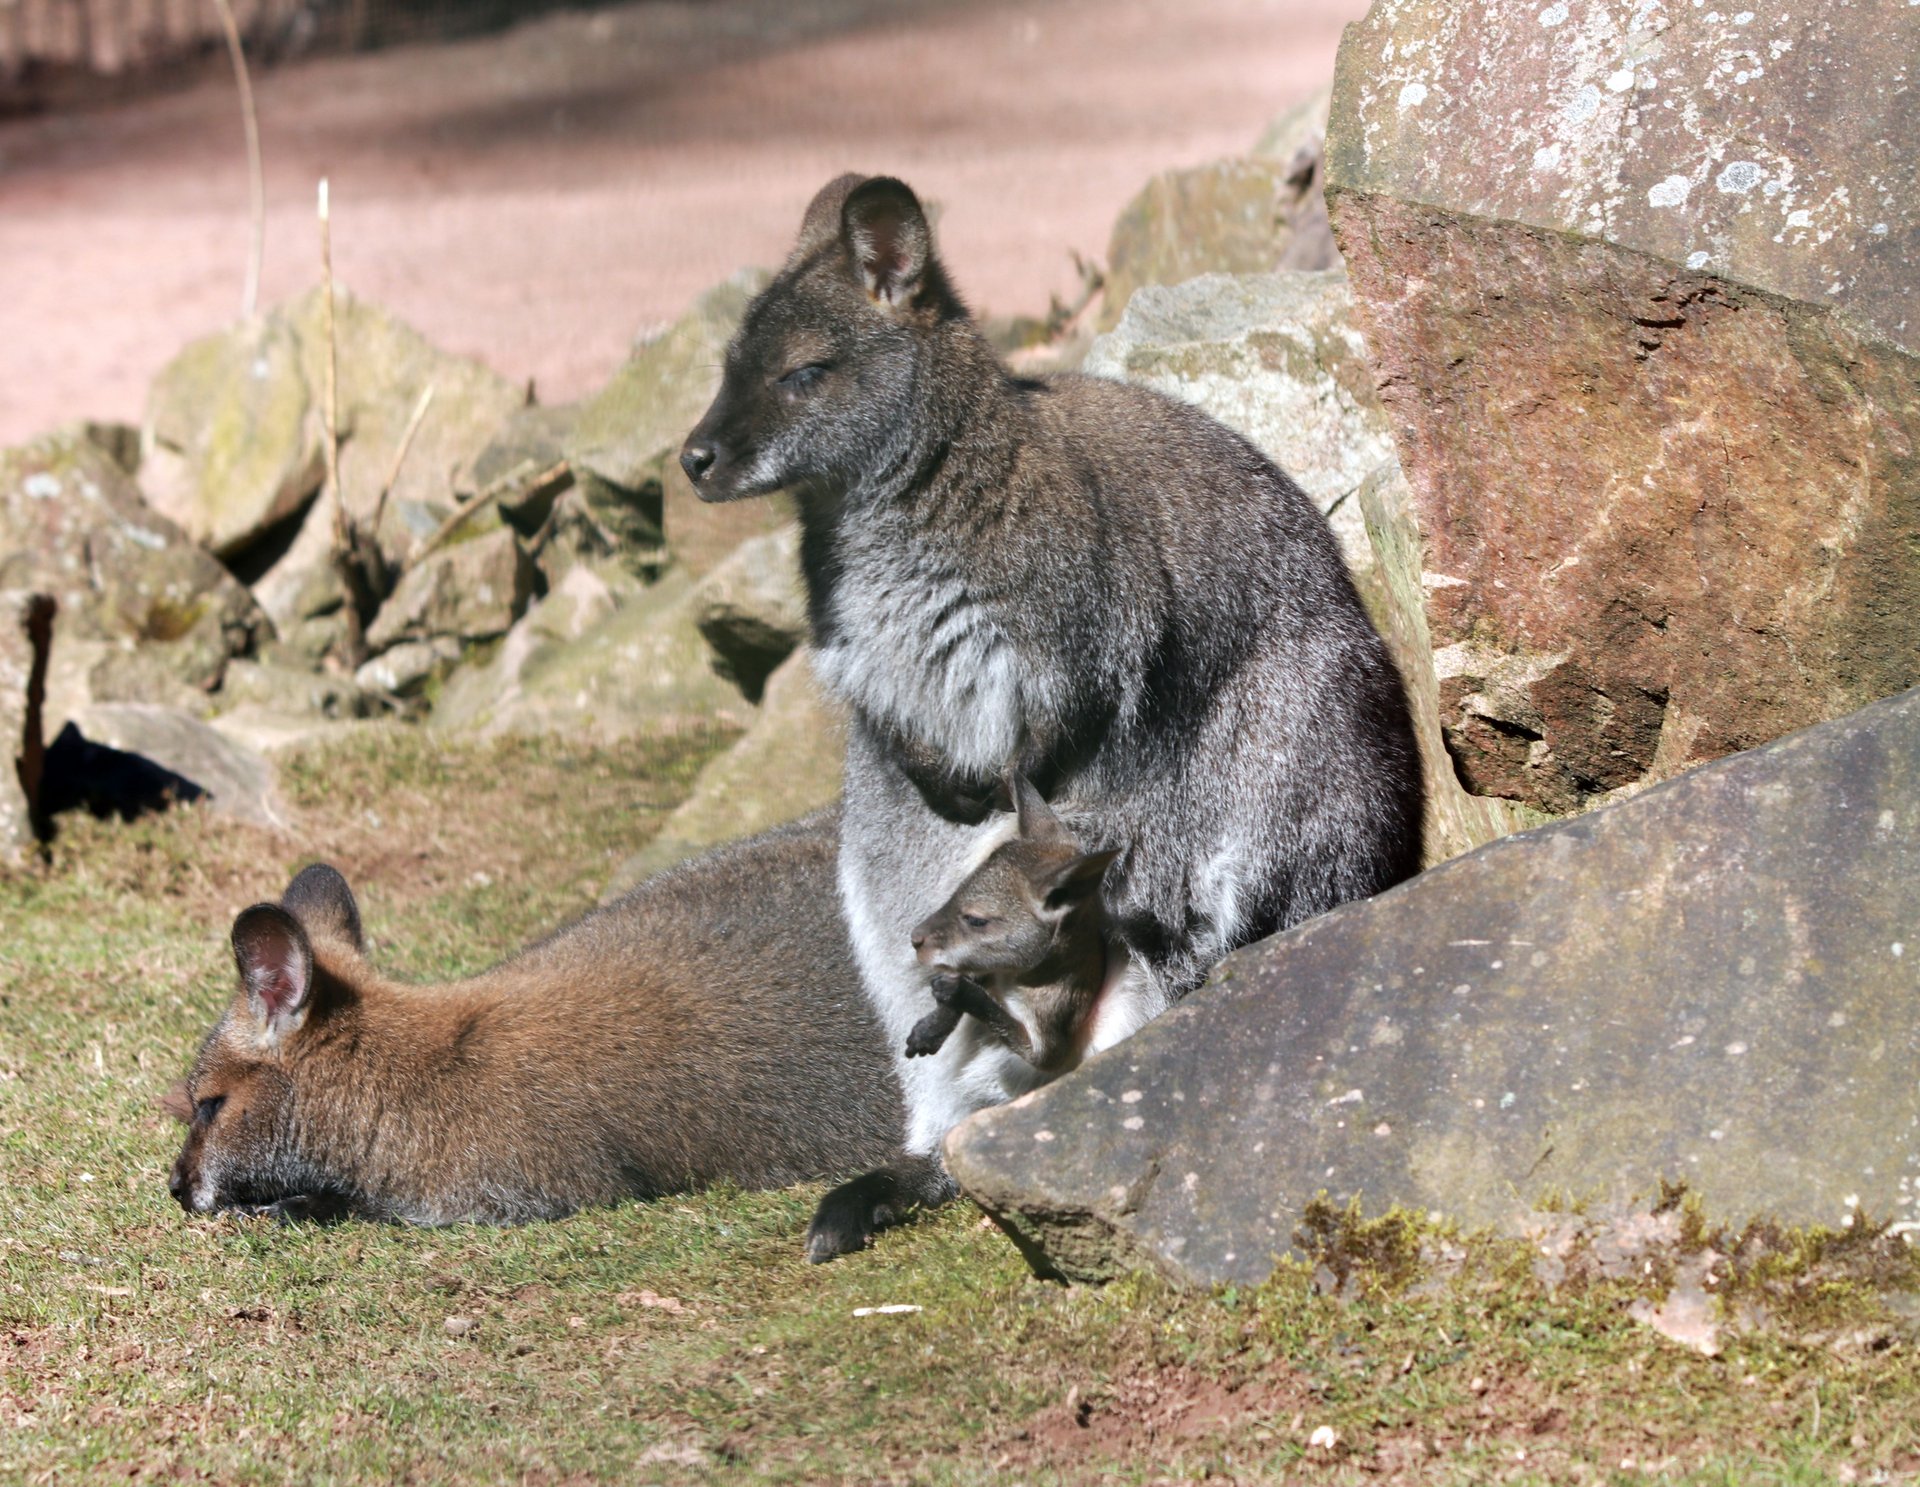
xmin=776 ymin=363 xmax=828 ymax=391
xmin=960 ymin=912 xmax=994 ymax=931
xmin=195 ymin=1095 xmax=227 ymax=1126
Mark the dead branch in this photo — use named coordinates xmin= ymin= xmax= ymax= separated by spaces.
xmin=406 ymin=458 xmax=571 ymax=573
xmin=370 ymin=381 xmax=435 ymax=541
xmin=318 ymin=178 xmax=383 ymax=669
xmin=209 ymin=0 xmax=264 ymax=318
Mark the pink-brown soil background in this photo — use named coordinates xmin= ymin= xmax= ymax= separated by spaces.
xmin=0 ymin=0 xmax=1364 ymax=447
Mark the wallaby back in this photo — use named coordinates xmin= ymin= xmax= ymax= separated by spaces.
xmin=167 ymin=811 xmax=905 ymax=1226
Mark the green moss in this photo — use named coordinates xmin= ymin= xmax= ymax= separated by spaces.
xmin=1293 ymin=1195 xmax=1434 ymax=1297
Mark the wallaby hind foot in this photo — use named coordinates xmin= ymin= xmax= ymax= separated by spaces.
xmin=804 ymin=1153 xmax=955 ymax=1263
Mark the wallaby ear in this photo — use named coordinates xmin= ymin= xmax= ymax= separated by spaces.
xmin=281 ymin=862 xmax=366 ymax=954
xmin=1041 ymin=849 xmax=1120 ymax=916
xmin=841 ymin=176 xmax=932 ymax=310
xmin=158 ymin=1081 xmax=193 ymax=1124
xmin=232 ymin=903 xmax=315 ymax=1038
xmin=1012 ymin=773 xmax=1066 ymax=844
xmin=790 ymin=172 xmax=871 ymax=265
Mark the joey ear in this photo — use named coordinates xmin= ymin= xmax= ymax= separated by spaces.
xmin=281 ymin=862 xmax=366 ymax=954
xmin=790 ymin=172 xmax=871 ymax=264
xmin=1041 ymin=849 xmax=1120 ymax=915
xmin=232 ymin=903 xmax=315 ymax=1036
xmin=1012 ymin=773 xmax=1066 ymax=844
xmin=841 ymin=177 xmax=932 ymax=310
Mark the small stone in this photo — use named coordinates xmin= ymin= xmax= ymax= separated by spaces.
xmin=443 ymin=1316 xmax=477 ymax=1338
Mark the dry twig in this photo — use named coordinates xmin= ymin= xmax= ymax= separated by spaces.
xmin=370 ymin=382 xmax=436 ymax=541
xmin=406 ymin=458 xmax=570 ymax=573
xmin=318 ymin=179 xmax=384 ymax=668
xmin=209 ymin=0 xmax=265 ymax=318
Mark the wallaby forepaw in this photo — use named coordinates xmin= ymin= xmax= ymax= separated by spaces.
xmin=904 ymin=1003 xmax=961 ymax=1058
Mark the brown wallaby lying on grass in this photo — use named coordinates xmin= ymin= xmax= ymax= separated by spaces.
xmin=904 ymin=776 xmax=1117 ymax=1078
xmin=165 ymin=811 xmax=907 ymax=1225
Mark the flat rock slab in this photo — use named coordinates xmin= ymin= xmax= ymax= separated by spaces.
xmin=946 ymin=688 xmax=1920 ymax=1288
xmin=72 ymin=703 xmax=283 ymax=829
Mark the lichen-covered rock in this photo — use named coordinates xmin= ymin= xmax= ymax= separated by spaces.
xmin=599 ymin=648 xmax=846 ymax=900
xmin=287 ymin=289 xmax=527 ymax=568
xmin=0 ymin=430 xmax=264 ymax=695
xmin=142 ymin=290 xmax=523 ymax=572
xmin=946 ymin=687 xmax=1920 ymax=1288
xmin=429 ymin=568 xmax=750 ymax=742
xmin=1084 ymin=270 xmax=1393 ymax=572
xmin=141 ymin=314 xmax=323 ymax=559
xmin=565 ymin=271 xmax=791 ymax=577
xmin=1325 ymin=0 xmax=1920 ymax=817
xmin=364 ymin=521 xmax=536 ymax=652
xmin=1098 ymin=86 xmax=1335 ymax=332
xmin=691 ymin=523 xmax=806 ymax=702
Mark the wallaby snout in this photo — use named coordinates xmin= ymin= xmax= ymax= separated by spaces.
xmin=679 ymin=442 xmax=717 ymax=486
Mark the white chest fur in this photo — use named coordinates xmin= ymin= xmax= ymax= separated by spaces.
xmin=811 ymin=535 xmax=1023 ymax=778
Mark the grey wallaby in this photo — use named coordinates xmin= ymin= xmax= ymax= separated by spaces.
xmin=165 ymin=812 xmax=905 ymax=1225
xmin=904 ymin=775 xmax=1117 ymax=1077
xmin=681 ymin=174 xmax=1424 ymax=1260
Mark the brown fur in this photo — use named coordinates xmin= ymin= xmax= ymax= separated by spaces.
xmin=904 ymin=777 xmax=1117 ymax=1076
xmin=167 ymin=811 xmax=906 ymax=1225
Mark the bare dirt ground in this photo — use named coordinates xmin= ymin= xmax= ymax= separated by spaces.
xmin=0 ymin=0 xmax=1362 ymax=448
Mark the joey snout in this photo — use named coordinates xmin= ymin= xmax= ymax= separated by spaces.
xmin=909 ymin=916 xmax=952 ymax=968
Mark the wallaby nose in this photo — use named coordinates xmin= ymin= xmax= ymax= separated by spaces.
xmin=167 ymin=1156 xmax=191 ymax=1211
xmin=679 ymin=443 xmax=717 ymax=485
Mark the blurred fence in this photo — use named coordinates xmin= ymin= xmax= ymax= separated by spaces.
xmin=0 ymin=0 xmax=572 ymax=103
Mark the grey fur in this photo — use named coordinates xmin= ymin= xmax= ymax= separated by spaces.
xmin=683 ymin=176 xmax=1423 ymax=1217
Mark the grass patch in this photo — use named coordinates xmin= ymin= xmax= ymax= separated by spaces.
xmin=0 ymin=720 xmax=1914 ymax=1483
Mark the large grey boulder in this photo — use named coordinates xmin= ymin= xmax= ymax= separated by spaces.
xmin=70 ymin=703 xmax=283 ymax=829
xmin=140 ymin=315 xmax=322 ymax=559
xmin=600 ymin=648 xmax=846 ymax=900
xmin=1098 ymin=86 xmax=1336 ymax=331
xmin=143 ymin=289 xmax=525 ymax=572
xmin=946 ymin=687 xmax=1920 ymax=1288
xmin=0 ymin=430 xmax=264 ymax=699
xmin=1084 ymin=271 xmax=1392 ymax=587
xmin=430 ymin=569 xmax=750 ymax=742
xmin=564 ymin=271 xmax=793 ymax=578
xmin=1325 ymin=0 xmax=1920 ymax=819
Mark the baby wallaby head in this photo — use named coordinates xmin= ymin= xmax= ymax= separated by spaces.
xmin=911 ymin=777 xmax=1117 ymax=980
xmin=166 ymin=863 xmax=372 ymax=1220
